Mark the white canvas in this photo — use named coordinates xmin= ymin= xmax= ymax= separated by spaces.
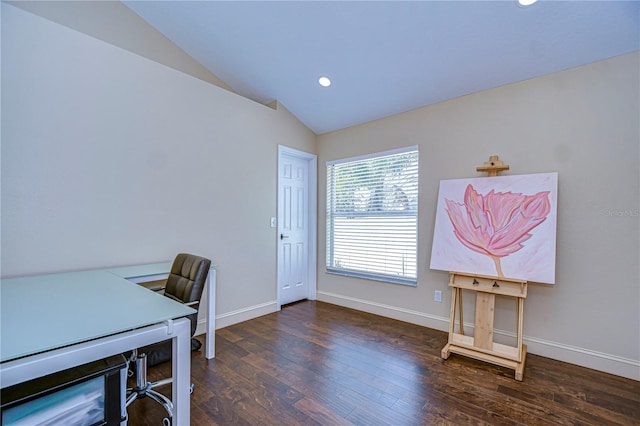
xmin=430 ymin=173 xmax=558 ymax=284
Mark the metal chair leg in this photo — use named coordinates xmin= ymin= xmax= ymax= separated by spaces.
xmin=126 ymin=349 xmax=196 ymax=424
xmin=145 ymin=388 xmax=174 ymax=420
xmin=125 ymin=351 xmax=174 ymax=422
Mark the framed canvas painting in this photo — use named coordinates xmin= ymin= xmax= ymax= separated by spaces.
xmin=430 ymin=172 xmax=558 ymax=284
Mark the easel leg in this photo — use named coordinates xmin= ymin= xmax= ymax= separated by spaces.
xmin=457 ymin=288 xmax=464 ymax=334
xmin=517 ymin=297 xmax=524 ymax=361
xmin=516 ymin=344 xmax=527 ymax=381
xmin=515 ymin=297 xmax=526 ymax=380
xmin=441 ymin=288 xmax=458 ymax=360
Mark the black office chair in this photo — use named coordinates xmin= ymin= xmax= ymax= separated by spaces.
xmin=126 ymin=253 xmax=211 ymax=425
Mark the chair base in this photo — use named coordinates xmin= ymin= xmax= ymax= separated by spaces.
xmin=126 ymin=351 xmax=174 ymax=425
xmin=127 ymin=385 xmax=174 ymax=425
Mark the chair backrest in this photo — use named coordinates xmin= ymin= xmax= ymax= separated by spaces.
xmin=164 ymin=253 xmax=211 ymax=336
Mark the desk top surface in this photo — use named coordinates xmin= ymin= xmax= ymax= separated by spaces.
xmin=0 ymin=268 xmax=195 ymax=363
xmin=107 ymin=262 xmax=173 ymax=280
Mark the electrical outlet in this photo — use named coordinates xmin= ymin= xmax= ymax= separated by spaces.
xmin=434 ymin=290 xmax=442 ymax=303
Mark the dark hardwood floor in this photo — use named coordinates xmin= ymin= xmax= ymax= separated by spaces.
xmin=127 ymin=300 xmax=639 ymax=425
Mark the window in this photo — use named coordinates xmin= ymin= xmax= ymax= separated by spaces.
xmin=326 ymin=146 xmax=419 ymax=285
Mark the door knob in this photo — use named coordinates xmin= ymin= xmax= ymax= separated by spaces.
xmin=280 ymin=234 xmax=289 ymax=240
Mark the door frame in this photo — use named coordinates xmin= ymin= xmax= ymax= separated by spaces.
xmin=277 ymin=145 xmax=317 ymax=310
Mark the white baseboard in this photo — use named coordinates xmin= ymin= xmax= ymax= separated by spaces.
xmin=318 ymin=291 xmax=451 ymax=331
xmin=195 ymin=300 xmax=278 ymax=336
xmin=317 ymin=291 xmax=640 ymax=381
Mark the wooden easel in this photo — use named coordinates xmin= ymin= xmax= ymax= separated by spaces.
xmin=440 ymin=156 xmax=528 ymax=381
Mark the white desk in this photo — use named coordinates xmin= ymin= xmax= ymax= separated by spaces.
xmin=0 ymin=268 xmax=200 ymax=425
xmin=107 ymin=262 xmax=217 ymax=359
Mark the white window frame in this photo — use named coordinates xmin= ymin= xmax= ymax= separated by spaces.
xmin=326 ymin=146 xmax=419 ymax=286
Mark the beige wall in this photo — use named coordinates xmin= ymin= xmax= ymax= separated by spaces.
xmin=1 ymin=4 xmax=315 ymax=327
xmin=317 ymin=52 xmax=640 ymax=380
xmin=2 ymin=1 xmax=638 ymax=380
xmin=6 ymin=0 xmax=234 ymax=92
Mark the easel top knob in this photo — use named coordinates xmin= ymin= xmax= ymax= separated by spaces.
xmin=477 ymin=155 xmax=509 ymax=177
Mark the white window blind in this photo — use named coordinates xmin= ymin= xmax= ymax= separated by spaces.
xmin=326 ymin=147 xmax=419 ymax=285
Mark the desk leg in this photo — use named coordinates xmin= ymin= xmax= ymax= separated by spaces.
xmin=205 ymin=268 xmax=216 ymax=359
xmin=171 ymin=318 xmax=191 ymax=425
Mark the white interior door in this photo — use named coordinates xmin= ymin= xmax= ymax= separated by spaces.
xmin=277 ymin=148 xmax=316 ymax=306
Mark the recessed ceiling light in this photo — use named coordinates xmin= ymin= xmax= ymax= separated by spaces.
xmin=318 ymin=76 xmax=331 ymax=87
xmin=517 ymin=0 xmax=538 ymax=6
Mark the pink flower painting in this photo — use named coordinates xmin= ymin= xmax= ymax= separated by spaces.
xmin=430 ymin=173 xmax=558 ymax=284
xmin=445 ymin=185 xmax=551 ymax=277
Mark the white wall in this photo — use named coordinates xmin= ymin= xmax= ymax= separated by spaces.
xmin=317 ymin=52 xmax=640 ymax=380
xmin=1 ymin=4 xmax=316 ymax=326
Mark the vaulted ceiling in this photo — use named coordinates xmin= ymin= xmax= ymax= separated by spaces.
xmin=124 ymin=1 xmax=639 ymax=135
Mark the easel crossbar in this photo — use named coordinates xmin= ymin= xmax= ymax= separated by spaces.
xmin=450 ymin=333 xmax=522 ymax=361
xmin=444 ymin=343 xmax=528 ymax=372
